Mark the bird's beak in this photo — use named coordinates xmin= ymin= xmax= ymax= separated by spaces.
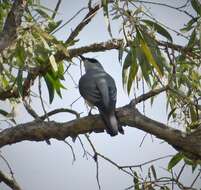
xmin=79 ymin=55 xmax=86 ymax=60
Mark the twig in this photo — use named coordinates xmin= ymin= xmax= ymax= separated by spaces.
xmin=38 ymin=77 xmax=49 ymax=121
xmin=120 ymin=155 xmax=173 ymax=168
xmin=63 ymin=140 xmax=76 ymax=163
xmin=23 ymin=100 xmax=39 ymax=119
xmin=0 ymin=154 xmax=14 ymax=178
xmin=65 ymin=3 xmax=100 ymax=44
xmin=190 ymin=169 xmax=201 ymax=188
xmin=135 ymin=0 xmax=194 ymax=18
xmin=175 ymin=163 xmax=186 ymax=182
xmin=0 ymin=170 xmax=21 ymax=190
xmin=139 ymin=132 xmax=148 ymax=147
xmin=97 ymin=153 xmax=133 ymax=176
xmin=84 ymin=134 xmax=101 ymax=190
xmin=52 ymin=7 xmax=87 ymax=34
xmin=130 ymin=86 xmax=168 ymax=106
xmin=78 ymin=136 xmax=88 ymax=158
xmin=39 ymin=108 xmax=80 ymax=120
xmin=38 ymin=77 xmax=51 ymax=145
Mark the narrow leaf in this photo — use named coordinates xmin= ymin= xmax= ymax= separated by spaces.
xmin=142 ymin=19 xmax=173 ymax=42
xmin=102 ymin=0 xmax=113 ymax=37
xmin=180 ymin=17 xmax=198 ymax=32
xmin=189 ymin=105 xmax=197 ymax=122
xmin=122 ymin=51 xmax=132 ymax=88
xmin=35 ymin=8 xmax=50 ymax=19
xmin=167 ymin=107 xmax=177 ymax=120
xmin=47 ymin=20 xmax=62 ymax=33
xmin=0 ymin=109 xmax=9 ymax=117
xmin=138 ymin=30 xmax=163 ymax=76
xmin=168 ymin=152 xmax=183 ymax=171
xmin=127 ymin=47 xmax=138 ymax=94
xmin=191 ymin=0 xmax=201 ymax=16
xmin=44 ymin=74 xmax=55 ymax=104
xmin=17 ymin=70 xmax=23 ymax=96
xmin=49 ymin=54 xmax=58 ymax=72
xmin=133 ymin=171 xmax=140 ymax=190
xmin=150 ymin=165 xmax=157 ymax=180
xmin=187 ymin=29 xmax=196 ymax=48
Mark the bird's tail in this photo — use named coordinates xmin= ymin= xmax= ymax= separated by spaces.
xmin=100 ymin=111 xmax=123 ymax=136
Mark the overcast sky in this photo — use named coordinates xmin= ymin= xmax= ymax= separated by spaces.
xmin=0 ymin=1 xmax=200 ymax=190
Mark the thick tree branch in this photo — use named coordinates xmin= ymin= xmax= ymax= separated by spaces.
xmin=0 ymin=102 xmax=201 ymax=159
xmin=0 ymin=0 xmax=27 ymax=53
xmin=0 ymin=170 xmax=21 ymax=190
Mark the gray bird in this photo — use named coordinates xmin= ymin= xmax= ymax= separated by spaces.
xmin=78 ymin=55 xmax=124 ymax=136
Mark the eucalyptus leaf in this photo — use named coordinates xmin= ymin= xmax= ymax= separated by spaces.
xmin=168 ymin=152 xmax=183 ymax=171
xmin=44 ymin=73 xmax=55 ymax=104
xmin=142 ymin=19 xmax=173 ymax=42
xmin=137 ymin=29 xmax=163 ymax=76
xmin=17 ymin=70 xmax=23 ymax=96
xmin=191 ymin=0 xmax=201 ymax=16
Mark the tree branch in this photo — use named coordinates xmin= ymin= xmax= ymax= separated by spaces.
xmin=0 ymin=35 xmax=198 ymax=101
xmin=0 ymin=0 xmax=27 ymax=53
xmin=65 ymin=3 xmax=100 ymax=44
xmin=0 ymin=170 xmax=21 ymax=190
xmin=0 ymin=101 xmax=201 ymax=159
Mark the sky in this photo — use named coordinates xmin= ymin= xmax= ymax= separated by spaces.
xmin=0 ymin=0 xmax=200 ymax=190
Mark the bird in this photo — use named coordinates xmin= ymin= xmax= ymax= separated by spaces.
xmin=78 ymin=55 xmax=124 ymax=136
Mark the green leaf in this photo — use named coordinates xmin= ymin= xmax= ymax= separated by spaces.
xmin=122 ymin=50 xmax=132 ymax=88
xmin=189 ymin=105 xmax=197 ymax=122
xmin=142 ymin=19 xmax=173 ymax=42
xmin=57 ymin=61 xmax=65 ymax=80
xmin=133 ymin=171 xmax=140 ymax=190
xmin=55 ymin=43 xmax=69 ymax=57
xmin=127 ymin=47 xmax=138 ymax=94
xmin=44 ymin=73 xmax=55 ymax=104
xmin=35 ymin=8 xmax=51 ymax=19
xmin=49 ymin=54 xmax=58 ymax=72
xmin=137 ymin=29 xmax=163 ymax=76
xmin=136 ymin=47 xmax=152 ymax=86
xmin=0 ymin=109 xmax=16 ymax=124
xmin=150 ymin=165 xmax=157 ymax=180
xmin=16 ymin=44 xmax=26 ymax=67
xmin=180 ymin=17 xmax=198 ymax=32
xmin=167 ymin=107 xmax=177 ymax=120
xmin=17 ymin=70 xmax=23 ymax=96
xmin=118 ymin=47 xmax=124 ymax=64
xmin=142 ymin=31 xmax=166 ymax=74
xmin=187 ymin=29 xmax=196 ymax=48
xmin=0 ymin=109 xmax=9 ymax=117
xmin=102 ymin=0 xmax=113 ymax=37
xmin=34 ymin=25 xmax=54 ymax=41
xmin=191 ymin=0 xmax=201 ymax=16
xmin=47 ymin=20 xmax=62 ymax=33
xmin=168 ymin=152 xmax=183 ymax=171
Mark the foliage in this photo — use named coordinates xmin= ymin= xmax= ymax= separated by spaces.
xmin=0 ymin=0 xmax=201 ymax=189
xmin=111 ymin=0 xmax=201 ymax=133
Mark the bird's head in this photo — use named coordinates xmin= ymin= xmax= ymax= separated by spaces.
xmin=79 ymin=55 xmax=104 ymax=72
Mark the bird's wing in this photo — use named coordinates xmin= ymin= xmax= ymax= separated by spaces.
xmin=96 ymin=78 xmax=110 ymax=110
xmin=79 ymin=75 xmax=101 ymax=106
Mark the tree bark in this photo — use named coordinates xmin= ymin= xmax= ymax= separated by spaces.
xmin=0 ymin=103 xmax=201 ymax=159
xmin=0 ymin=0 xmax=27 ymax=53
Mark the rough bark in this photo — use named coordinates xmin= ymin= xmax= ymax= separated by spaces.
xmin=0 ymin=104 xmax=201 ymax=159
xmin=0 ymin=0 xmax=27 ymax=53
